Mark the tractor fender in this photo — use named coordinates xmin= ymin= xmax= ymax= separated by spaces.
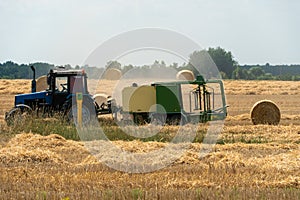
xmin=15 ymin=104 xmax=33 ymax=112
xmin=6 ymin=104 xmax=33 ymax=117
xmin=5 ymin=104 xmax=33 ymax=125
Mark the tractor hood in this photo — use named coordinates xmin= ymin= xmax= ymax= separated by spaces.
xmin=15 ymin=91 xmax=52 ymax=106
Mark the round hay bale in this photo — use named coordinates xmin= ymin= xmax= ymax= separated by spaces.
xmin=251 ymin=100 xmax=280 ymax=125
xmin=176 ymin=70 xmax=195 ymax=81
xmin=103 ymin=68 xmax=122 ymax=80
xmin=36 ymin=75 xmax=48 ymax=92
xmin=93 ymin=93 xmax=108 ymax=106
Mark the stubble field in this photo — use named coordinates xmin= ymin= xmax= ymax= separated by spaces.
xmin=0 ymin=79 xmax=299 ymax=199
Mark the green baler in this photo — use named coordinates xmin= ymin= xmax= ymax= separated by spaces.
xmin=121 ymin=75 xmax=227 ymax=125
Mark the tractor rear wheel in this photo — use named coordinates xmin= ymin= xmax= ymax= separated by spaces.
xmin=66 ymin=102 xmax=97 ymax=126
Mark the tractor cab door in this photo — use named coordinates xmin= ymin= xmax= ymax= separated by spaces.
xmin=52 ymin=76 xmax=70 ymax=109
xmin=69 ymin=75 xmax=86 ymax=94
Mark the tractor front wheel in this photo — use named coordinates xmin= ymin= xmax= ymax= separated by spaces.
xmin=5 ymin=107 xmax=32 ymax=126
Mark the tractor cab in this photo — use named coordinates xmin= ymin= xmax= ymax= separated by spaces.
xmin=46 ymin=69 xmax=89 ymax=109
xmin=47 ymin=69 xmax=88 ymax=94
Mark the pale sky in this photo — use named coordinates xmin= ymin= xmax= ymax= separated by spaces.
xmin=0 ymin=0 xmax=299 ymax=66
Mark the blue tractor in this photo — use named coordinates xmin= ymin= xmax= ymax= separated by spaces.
xmin=5 ymin=66 xmax=112 ymax=125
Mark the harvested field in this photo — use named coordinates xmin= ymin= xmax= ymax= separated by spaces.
xmin=0 ymin=79 xmax=300 ymax=199
xmin=224 ymin=80 xmax=300 ymax=95
xmin=2 ymin=79 xmax=300 ymax=95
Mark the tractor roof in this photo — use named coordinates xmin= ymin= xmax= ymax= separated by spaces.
xmin=51 ymin=69 xmax=86 ymax=76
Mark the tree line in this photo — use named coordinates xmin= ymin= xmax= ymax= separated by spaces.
xmin=1 ymin=47 xmax=300 ymax=80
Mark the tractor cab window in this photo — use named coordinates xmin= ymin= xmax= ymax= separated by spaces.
xmin=70 ymin=75 xmax=85 ymax=93
xmin=56 ymin=77 xmax=68 ymax=93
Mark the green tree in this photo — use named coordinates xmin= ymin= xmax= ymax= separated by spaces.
xmin=232 ymin=66 xmax=249 ymax=79
xmin=105 ymin=60 xmax=121 ymax=70
xmin=188 ymin=50 xmax=220 ymax=78
xmin=261 ymin=73 xmax=274 ymax=80
xmin=64 ymin=64 xmax=72 ymax=69
xmin=160 ymin=60 xmax=166 ymax=68
xmin=248 ymin=66 xmax=265 ymax=78
xmin=207 ymin=47 xmax=238 ymax=78
xmin=169 ymin=62 xmax=179 ymax=70
xmin=122 ymin=64 xmax=134 ymax=74
xmin=220 ymin=71 xmax=228 ymax=79
xmin=151 ymin=60 xmax=160 ymax=68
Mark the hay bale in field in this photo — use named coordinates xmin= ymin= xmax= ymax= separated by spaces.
xmin=251 ymin=100 xmax=280 ymax=125
xmin=93 ymin=93 xmax=108 ymax=106
xmin=103 ymin=68 xmax=122 ymax=80
xmin=36 ymin=75 xmax=48 ymax=92
xmin=176 ymin=70 xmax=195 ymax=81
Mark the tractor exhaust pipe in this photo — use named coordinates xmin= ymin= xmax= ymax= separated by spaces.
xmin=31 ymin=65 xmax=36 ymax=93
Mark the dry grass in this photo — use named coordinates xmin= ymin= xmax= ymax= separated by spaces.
xmin=0 ymin=79 xmax=300 ymax=199
xmin=0 ymin=79 xmax=30 ymax=94
xmin=2 ymin=79 xmax=300 ymax=95
xmin=0 ymin=132 xmax=299 ymax=199
xmin=224 ymin=80 xmax=300 ymax=95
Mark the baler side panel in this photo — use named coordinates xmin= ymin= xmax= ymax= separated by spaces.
xmin=155 ymin=85 xmax=181 ymax=114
